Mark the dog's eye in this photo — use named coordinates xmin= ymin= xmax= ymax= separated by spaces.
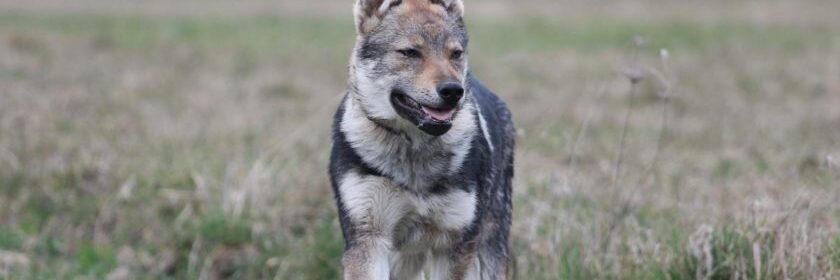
xmin=397 ymin=49 xmax=422 ymax=59
xmin=451 ymin=49 xmax=464 ymax=60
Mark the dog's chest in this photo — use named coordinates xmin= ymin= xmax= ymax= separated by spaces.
xmin=358 ymin=136 xmax=457 ymax=190
xmin=338 ymin=173 xmax=477 ymax=252
xmin=391 ymin=188 xmax=477 ymax=252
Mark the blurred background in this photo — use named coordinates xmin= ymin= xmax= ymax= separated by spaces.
xmin=1 ymin=0 xmax=839 ymax=279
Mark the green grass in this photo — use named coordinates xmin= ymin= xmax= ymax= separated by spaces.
xmin=0 ymin=13 xmax=353 ymax=56
xmin=0 ymin=227 xmax=23 ymax=250
xmin=1 ymin=12 xmax=835 ymax=54
xmin=198 ymin=213 xmax=252 ymax=247
xmin=470 ymin=18 xmax=839 ymax=53
xmin=76 ymin=244 xmax=117 ymax=276
xmin=833 ymin=236 xmax=840 ymax=267
xmin=0 ymin=4 xmax=838 ymax=279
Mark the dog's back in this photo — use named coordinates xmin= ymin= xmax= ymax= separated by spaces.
xmin=463 ymin=74 xmax=516 ymax=278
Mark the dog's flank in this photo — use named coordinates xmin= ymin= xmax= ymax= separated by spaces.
xmin=329 ymin=0 xmax=514 ymax=279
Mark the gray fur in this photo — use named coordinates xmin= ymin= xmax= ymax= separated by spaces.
xmin=329 ymin=1 xmax=514 ymax=279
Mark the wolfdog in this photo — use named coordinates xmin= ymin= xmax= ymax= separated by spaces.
xmin=329 ymin=0 xmax=515 ymax=279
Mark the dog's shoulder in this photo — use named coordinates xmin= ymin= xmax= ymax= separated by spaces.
xmin=329 ymin=95 xmax=381 ymax=183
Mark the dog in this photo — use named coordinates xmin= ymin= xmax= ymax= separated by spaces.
xmin=329 ymin=0 xmax=515 ymax=279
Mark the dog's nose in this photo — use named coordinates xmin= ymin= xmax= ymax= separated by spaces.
xmin=437 ymin=82 xmax=464 ymax=106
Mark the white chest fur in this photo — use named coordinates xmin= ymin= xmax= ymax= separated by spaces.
xmin=339 ymin=172 xmax=477 ymax=252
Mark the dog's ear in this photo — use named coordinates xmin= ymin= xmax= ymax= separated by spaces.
xmin=354 ymin=0 xmax=400 ymax=35
xmin=440 ymin=0 xmax=464 ymax=19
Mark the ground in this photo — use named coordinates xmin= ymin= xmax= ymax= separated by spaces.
xmin=0 ymin=0 xmax=839 ymax=279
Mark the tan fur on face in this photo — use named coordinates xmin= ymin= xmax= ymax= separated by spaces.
xmin=417 ymin=55 xmax=460 ymax=91
xmin=395 ymin=2 xmax=465 ymax=93
xmin=398 ymin=0 xmax=463 ymax=18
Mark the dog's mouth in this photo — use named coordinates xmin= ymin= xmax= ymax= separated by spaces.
xmin=390 ymin=90 xmax=458 ymax=136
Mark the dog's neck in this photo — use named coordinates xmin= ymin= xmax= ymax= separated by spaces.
xmin=340 ymin=92 xmax=477 ymax=192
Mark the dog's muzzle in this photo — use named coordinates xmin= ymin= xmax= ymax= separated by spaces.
xmin=390 ymin=89 xmax=460 ymax=136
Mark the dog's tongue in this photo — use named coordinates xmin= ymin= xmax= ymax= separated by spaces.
xmin=422 ymin=106 xmax=455 ymax=121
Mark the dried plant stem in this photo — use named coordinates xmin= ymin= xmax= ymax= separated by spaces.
xmin=601 ymin=45 xmax=643 ymax=267
xmin=600 ymin=80 xmax=638 ymax=266
xmin=610 ymin=81 xmax=637 ymax=191
xmin=639 ymin=51 xmax=675 ymax=186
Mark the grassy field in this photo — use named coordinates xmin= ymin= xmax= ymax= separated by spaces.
xmin=1 ymin=1 xmax=839 ymax=279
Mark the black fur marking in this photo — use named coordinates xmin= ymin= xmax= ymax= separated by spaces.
xmin=388 ymin=0 xmax=403 ymax=9
xmin=469 ymin=73 xmax=515 ymax=264
xmin=329 ymin=96 xmax=384 ymax=249
xmin=358 ymin=34 xmax=391 ymax=61
xmin=416 ymin=119 xmax=452 ymax=136
xmin=330 ymin=74 xmax=513 ymax=259
xmin=428 ymin=183 xmax=448 ymax=195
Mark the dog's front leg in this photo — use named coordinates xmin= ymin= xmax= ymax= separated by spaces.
xmin=429 ymin=245 xmax=479 ymax=280
xmin=337 ymin=172 xmax=408 ymax=280
xmin=342 ymin=237 xmax=392 ymax=280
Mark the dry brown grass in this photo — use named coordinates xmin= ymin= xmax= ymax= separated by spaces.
xmin=0 ymin=0 xmax=839 ymax=279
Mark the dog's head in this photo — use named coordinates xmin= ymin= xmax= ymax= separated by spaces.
xmin=350 ymin=0 xmax=468 ymax=136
